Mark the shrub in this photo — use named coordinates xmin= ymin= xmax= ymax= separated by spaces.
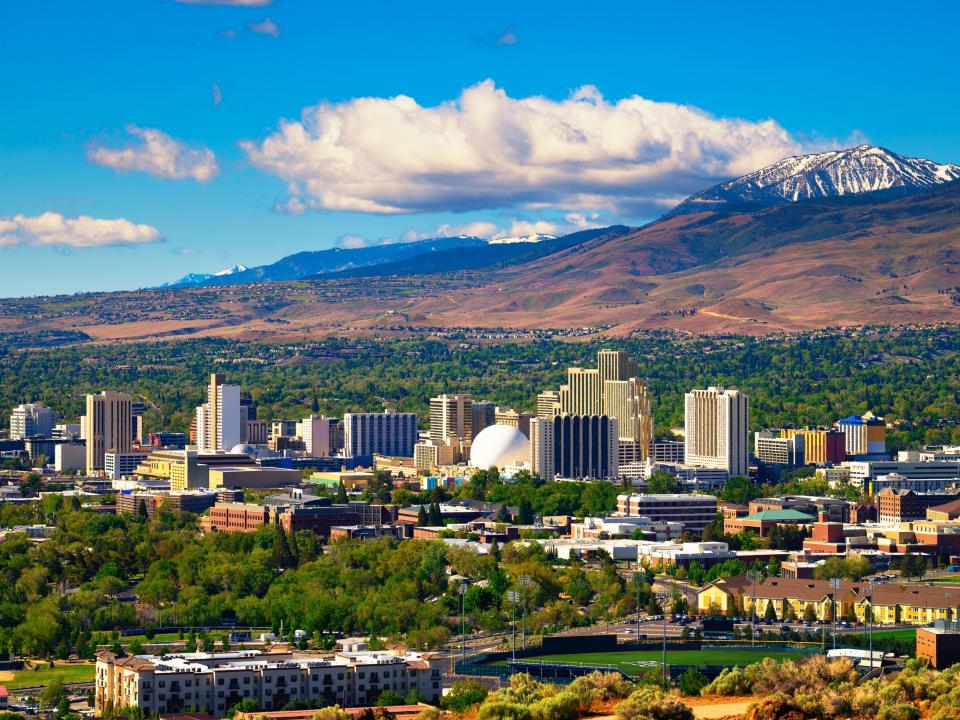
xmin=568 ymin=672 xmax=635 ymax=701
xmin=529 ymin=691 xmax=581 ymax=720
xmin=614 ymin=687 xmax=693 ymax=720
xmin=877 ymin=704 xmax=921 ymax=720
xmin=441 ymin=679 xmax=489 ymax=712
xmin=311 ymin=708 xmax=351 ymax=720
xmin=702 ymin=666 xmax=756 ymax=696
xmin=677 ymin=669 xmax=708 ymax=697
xmin=415 ymin=709 xmax=441 ymax=720
xmin=477 ymin=701 xmax=531 ymax=720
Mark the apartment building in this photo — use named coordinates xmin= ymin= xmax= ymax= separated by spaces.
xmin=343 ymin=411 xmax=418 ymax=463
xmin=836 ymin=412 xmax=886 ymax=456
xmin=616 ymin=493 xmax=718 ymax=533
xmin=8 ymin=403 xmax=54 ymax=440
xmin=754 ymin=431 xmax=804 ymax=466
xmin=95 ymin=650 xmax=444 ymax=718
xmin=530 ymin=414 xmax=619 ymax=481
xmin=429 ymin=394 xmax=472 ymax=443
xmin=104 ymin=451 xmax=150 ymax=481
xmin=877 ymin=488 xmax=957 ymax=524
xmin=781 ymin=428 xmax=846 ymax=464
xmin=83 ymin=391 xmax=132 ymax=473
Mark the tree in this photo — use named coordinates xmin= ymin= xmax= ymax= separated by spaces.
xmin=764 ymin=602 xmax=777 ymax=622
xmin=646 ymin=470 xmax=681 ymax=495
xmin=803 ymin=604 xmax=817 ymax=622
xmin=336 ymin=481 xmax=348 ymax=504
xmin=517 ymin=498 xmax=534 ymax=525
xmin=137 ymin=499 xmax=149 ymax=520
xmin=375 ymin=690 xmax=404 ymax=707
xmin=128 ymin=638 xmax=144 ymax=655
xmin=273 ymin=523 xmax=295 ymax=569
xmin=417 ymin=505 xmax=428 ymax=527
xmin=441 ymin=679 xmax=488 ymax=712
xmin=40 ymin=676 xmax=67 ymax=710
xmin=428 ymin=502 xmax=443 ymax=526
xmin=646 ymin=595 xmax=662 ymax=616
xmin=677 ymin=668 xmax=709 ymax=696
xmin=687 ymin=562 xmax=706 ymax=587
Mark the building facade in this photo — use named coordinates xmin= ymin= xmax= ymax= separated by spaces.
xmin=616 ymin=493 xmax=719 ymax=533
xmin=530 ymin=414 xmax=619 ymax=481
xmin=684 ymin=386 xmax=749 ymax=476
xmin=84 ymin=391 xmax=132 ymax=473
xmin=9 ymin=403 xmax=54 ymax=440
xmin=344 ymin=411 xmax=418 ymax=462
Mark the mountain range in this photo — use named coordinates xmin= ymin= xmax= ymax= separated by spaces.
xmin=163 ymin=144 xmax=960 ymax=292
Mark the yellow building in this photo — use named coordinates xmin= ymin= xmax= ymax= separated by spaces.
xmin=698 ymin=575 xmax=960 ymax=626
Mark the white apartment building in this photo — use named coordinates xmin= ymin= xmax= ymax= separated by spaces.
xmin=196 ymin=374 xmax=242 ymax=453
xmin=104 ymin=451 xmax=150 ymax=481
xmin=9 ymin=403 xmax=55 ymax=440
xmin=96 ymin=650 xmax=444 ymax=718
xmin=844 ymin=459 xmax=960 ymax=490
xmin=684 ymin=387 xmax=749 ymax=476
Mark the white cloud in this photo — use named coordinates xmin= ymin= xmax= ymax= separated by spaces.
xmin=0 ymin=213 xmax=162 ymax=249
xmin=88 ymin=126 xmax=219 ymax=182
xmin=336 ymin=234 xmax=369 ymax=249
xmin=175 ymin=0 xmax=272 ymax=6
xmin=241 ymin=80 xmax=813 ymax=218
xmin=211 ymin=83 xmax=223 ymax=109
xmin=247 ymin=17 xmax=281 ymax=37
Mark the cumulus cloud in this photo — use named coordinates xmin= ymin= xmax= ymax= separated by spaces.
xmin=211 ymin=83 xmax=223 ymax=108
xmin=0 ymin=213 xmax=162 ymax=249
xmin=336 ymin=234 xmax=369 ymax=249
xmin=241 ymin=80 xmax=812 ymax=218
xmin=247 ymin=17 xmax=281 ymax=37
xmin=404 ymin=212 xmax=603 ymax=243
xmin=175 ymin=0 xmax=272 ymax=6
xmin=88 ymin=126 xmax=219 ymax=182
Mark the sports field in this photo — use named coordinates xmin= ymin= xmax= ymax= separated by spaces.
xmin=0 ymin=663 xmax=96 ymax=689
xmin=497 ymin=648 xmax=814 ymax=674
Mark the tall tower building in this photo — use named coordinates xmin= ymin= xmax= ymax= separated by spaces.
xmin=344 ymin=411 xmax=418 ymax=461
xmin=471 ymin=401 xmax=496 ymax=437
xmin=550 ymin=350 xmax=654 ymax=463
xmin=684 ymin=386 xmax=749 ymax=476
xmin=296 ymin=415 xmax=333 ymax=456
xmin=429 ymin=394 xmax=473 ymax=443
xmin=197 ymin=373 xmax=241 ymax=452
xmin=84 ymin=391 xmax=132 ymax=473
xmin=9 ymin=403 xmax=55 ymax=440
xmin=530 ymin=414 xmax=619 ymax=481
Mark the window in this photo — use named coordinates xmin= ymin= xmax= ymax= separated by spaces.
xmin=217 ymin=679 xmax=224 ymax=686
xmin=243 ymin=678 xmax=250 ymax=685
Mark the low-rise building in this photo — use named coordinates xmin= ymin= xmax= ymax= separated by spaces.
xmin=724 ymin=508 xmax=816 ymax=537
xmin=877 ymin=488 xmax=957 ymax=525
xmin=616 ymin=493 xmax=718 ymax=532
xmin=95 ymin=650 xmax=444 ymax=717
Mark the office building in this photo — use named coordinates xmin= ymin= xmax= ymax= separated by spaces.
xmin=55 ymin=442 xmax=86 ymax=472
xmin=343 ymin=411 xmax=418 ymax=463
xmin=134 ymin=450 xmax=258 ymax=491
xmin=245 ymin=420 xmax=268 ymax=446
xmin=494 ymin=408 xmax=536 ymax=438
xmin=684 ymin=386 xmax=749 ymax=476
xmin=149 ymin=432 xmax=188 ymax=450
xmin=84 ymin=391 xmax=132 ymax=473
xmin=270 ymin=420 xmax=297 ymax=442
xmin=530 ymin=414 xmax=619 ymax=481
xmin=296 ymin=415 xmax=333 ymax=456
xmin=651 ymin=441 xmax=685 ymax=464
xmin=429 ymin=394 xmax=472 ymax=443
xmin=844 ymin=459 xmax=960 ymax=492
xmin=781 ymin=428 xmax=846 ymax=464
xmin=754 ymin=430 xmax=805 ymax=466
xmin=837 ymin=412 xmax=886 ymax=456
xmin=9 ymin=403 xmax=54 ymax=440
xmin=471 ymin=401 xmax=495 ymax=437
xmin=616 ymin=493 xmax=719 ymax=533
xmin=877 ymin=488 xmax=958 ymax=525
xmin=95 ymin=649 xmax=444 ymax=718
xmin=105 ymin=451 xmax=150 ymax=480
xmin=196 ymin=374 xmax=241 ymax=453
xmin=604 ymin=378 xmax=653 ymax=463
xmin=207 ymin=466 xmax=300 ymax=490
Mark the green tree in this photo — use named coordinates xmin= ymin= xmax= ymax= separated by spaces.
xmin=441 ymin=679 xmax=488 ymax=712
xmin=646 ymin=470 xmax=681 ymax=494
xmin=417 ymin=505 xmax=428 ymax=527
xmin=678 ymin=668 xmax=709 ymax=696
xmin=39 ymin=676 xmax=68 ymax=710
xmin=803 ymin=604 xmax=817 ymax=622
xmin=764 ymin=602 xmax=777 ymax=622
xmin=336 ymin=481 xmax=348 ymax=504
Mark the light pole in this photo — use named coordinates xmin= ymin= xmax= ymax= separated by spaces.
xmin=866 ymin=580 xmax=875 ymax=670
xmin=460 ymin=583 xmax=468 ymax=667
xmin=634 ymin=571 xmax=642 ymax=632
xmin=746 ymin=570 xmax=761 ymax=648
xmin=829 ymin=578 xmax=841 ymax=652
xmin=519 ymin=575 xmax=532 ymax=649
xmin=507 ymin=590 xmax=520 ymax=666
xmin=655 ymin=591 xmax=669 ymax=686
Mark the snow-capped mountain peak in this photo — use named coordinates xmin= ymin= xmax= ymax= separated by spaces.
xmin=672 ymin=144 xmax=960 ymax=214
xmin=488 ymin=233 xmax=557 ymax=245
xmin=215 ymin=264 xmax=248 ymax=276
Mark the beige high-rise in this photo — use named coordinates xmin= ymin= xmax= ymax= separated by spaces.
xmin=684 ymin=386 xmax=749 ymax=476
xmin=429 ymin=393 xmax=473 ymax=442
xmin=84 ymin=391 xmax=132 ymax=473
xmin=550 ymin=349 xmax=653 ymax=463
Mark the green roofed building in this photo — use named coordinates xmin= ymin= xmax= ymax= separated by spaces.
xmin=724 ymin=508 xmax=815 ymax=537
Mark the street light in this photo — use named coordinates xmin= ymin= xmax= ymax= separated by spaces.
xmin=655 ymin=591 xmax=669 ymax=686
xmin=519 ymin=575 xmax=532 ymax=649
xmin=866 ymin=580 xmax=875 ymax=670
xmin=460 ymin=583 xmax=468 ymax=667
xmin=634 ymin=571 xmax=642 ymax=632
xmin=746 ymin=570 xmax=762 ymax=648
xmin=507 ymin=590 xmax=521 ymax=666
xmin=828 ymin=578 xmax=841 ymax=652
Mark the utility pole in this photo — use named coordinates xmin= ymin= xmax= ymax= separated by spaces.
xmin=746 ymin=570 xmax=760 ymax=648
xmin=656 ymin=591 xmax=669 ymax=686
xmin=829 ymin=577 xmax=841 ymax=652
xmin=635 ymin=571 xmax=641 ymax=632
xmin=519 ymin=575 xmax=532 ymax=650
xmin=867 ymin=580 xmax=875 ymax=670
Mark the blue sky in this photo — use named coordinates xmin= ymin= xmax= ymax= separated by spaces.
xmin=1 ymin=0 xmax=958 ymax=297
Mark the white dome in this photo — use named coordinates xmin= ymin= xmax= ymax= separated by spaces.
xmin=470 ymin=424 xmax=529 ymax=470
xmin=230 ymin=443 xmax=257 ymax=456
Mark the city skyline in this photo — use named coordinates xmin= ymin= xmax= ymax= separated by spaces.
xmin=3 ymin=1 xmax=960 ymax=297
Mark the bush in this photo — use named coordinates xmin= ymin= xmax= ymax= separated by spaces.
xmin=310 ymin=708 xmax=351 ymax=720
xmin=568 ymin=671 xmax=634 ymax=701
xmin=414 ymin=710 xmax=441 ymax=720
xmin=615 ymin=687 xmax=693 ymax=720
xmin=529 ymin=691 xmax=581 ymax=720
xmin=677 ymin=669 xmax=708 ymax=697
xmin=477 ymin=701 xmax=531 ymax=720
xmin=441 ymin=679 xmax=489 ymax=712
xmin=702 ymin=666 xmax=756 ymax=696
xmin=877 ymin=705 xmax=921 ymax=720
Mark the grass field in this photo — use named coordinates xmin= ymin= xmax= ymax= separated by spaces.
xmin=2 ymin=663 xmax=95 ymax=689
xmin=928 ymin=575 xmax=960 ymax=583
xmin=495 ymin=648 xmax=814 ymax=674
xmin=867 ymin=628 xmax=916 ymax=641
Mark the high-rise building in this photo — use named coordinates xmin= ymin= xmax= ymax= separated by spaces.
xmin=530 ymin=414 xmax=619 ymax=481
xmin=84 ymin=391 xmax=132 ymax=473
xmin=195 ymin=373 xmax=241 ymax=452
xmin=781 ymin=428 xmax=846 ymax=464
xmin=9 ymin=403 xmax=55 ymax=440
xmin=472 ymin=401 xmax=496 ymax=437
xmin=429 ymin=394 xmax=473 ymax=442
xmin=344 ymin=411 xmax=418 ymax=462
xmin=494 ymin=408 xmax=536 ymax=438
xmin=537 ymin=390 xmax=561 ymax=419
xmin=547 ymin=350 xmax=653 ymax=462
xmin=296 ymin=414 xmax=333 ymax=456
xmin=684 ymin=386 xmax=749 ymax=476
